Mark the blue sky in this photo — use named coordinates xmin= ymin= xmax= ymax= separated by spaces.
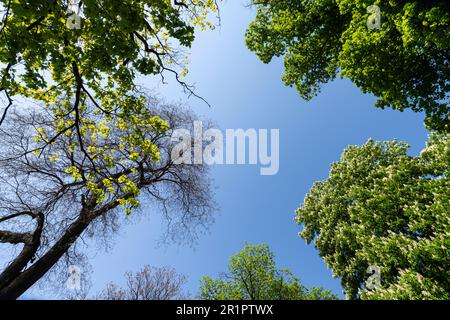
xmin=28 ymin=1 xmax=429 ymax=299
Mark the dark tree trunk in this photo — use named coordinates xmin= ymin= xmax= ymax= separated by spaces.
xmin=0 ymin=213 xmax=44 ymax=290
xmin=0 ymin=215 xmax=91 ymax=300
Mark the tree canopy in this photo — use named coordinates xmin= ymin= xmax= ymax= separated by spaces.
xmin=0 ymin=0 xmax=217 ymax=214
xmin=0 ymin=101 xmax=215 ymax=300
xmin=296 ymin=134 xmax=449 ymax=299
xmin=198 ymin=243 xmax=338 ymax=300
xmin=1 ymin=0 xmax=448 ymax=301
xmin=246 ymin=0 xmax=450 ymax=132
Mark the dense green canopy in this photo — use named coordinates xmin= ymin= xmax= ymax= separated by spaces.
xmin=246 ymin=0 xmax=450 ymax=132
xmin=0 ymin=0 xmax=217 ymax=214
xmin=198 ymin=243 xmax=338 ymax=300
xmin=296 ymin=134 xmax=449 ymax=299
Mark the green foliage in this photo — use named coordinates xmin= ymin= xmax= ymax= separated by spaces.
xmin=246 ymin=0 xmax=450 ymax=132
xmin=198 ymin=243 xmax=338 ymax=300
xmin=296 ymin=134 xmax=450 ymax=299
xmin=0 ymin=0 xmax=217 ymax=214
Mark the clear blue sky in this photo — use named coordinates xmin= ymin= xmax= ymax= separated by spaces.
xmin=28 ymin=1 xmax=429 ymax=299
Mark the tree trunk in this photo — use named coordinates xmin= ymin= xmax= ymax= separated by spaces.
xmin=0 ymin=215 xmax=91 ymax=300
